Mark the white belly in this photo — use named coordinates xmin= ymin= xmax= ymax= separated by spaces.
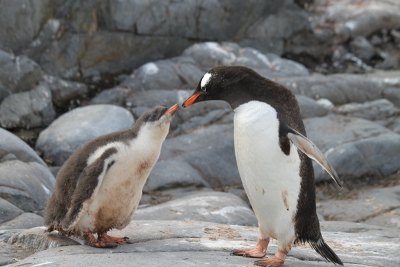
xmin=72 ymin=133 xmax=162 ymax=233
xmin=234 ymin=101 xmax=301 ymax=243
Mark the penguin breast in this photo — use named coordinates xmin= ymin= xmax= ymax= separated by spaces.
xmin=233 ymin=101 xmax=302 ymax=240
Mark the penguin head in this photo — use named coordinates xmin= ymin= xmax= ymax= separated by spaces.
xmin=136 ymin=104 xmax=179 ymax=137
xmin=182 ymin=66 xmax=258 ymax=108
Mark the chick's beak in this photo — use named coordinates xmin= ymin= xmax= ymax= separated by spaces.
xmin=182 ymin=91 xmax=203 ymax=108
xmin=164 ymin=104 xmax=179 ymax=115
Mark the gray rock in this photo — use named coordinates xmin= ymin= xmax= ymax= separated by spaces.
xmin=182 ymin=42 xmax=238 ymax=71
xmin=240 ymin=6 xmax=310 ymax=54
xmin=279 ymin=74 xmax=384 ymax=105
xmin=7 ymin=226 xmax=79 ymax=251
xmin=318 ymin=185 xmax=400 ymax=229
xmin=289 ymin=0 xmax=400 ymax=70
xmin=349 ymin=36 xmax=375 ymax=61
xmin=387 ymin=116 xmax=400 ymax=134
xmin=0 ymin=199 xmax=23 ymax=224
xmin=335 ymin=99 xmax=400 ymax=121
xmin=383 ymin=87 xmax=400 ymax=107
xmin=315 ymin=132 xmax=400 ymax=182
xmin=0 ymin=83 xmax=55 ymax=129
xmin=305 ymin=115 xmax=400 ymax=182
xmin=159 ymin=124 xmax=241 ymax=188
xmin=0 ymin=128 xmax=45 ymax=165
xmin=305 ymin=115 xmax=391 ymax=151
xmin=365 ymin=207 xmax=400 ymax=229
xmin=122 ymin=59 xmax=203 ymax=91
xmin=0 ymin=213 xmax=43 ymax=230
xmin=144 ymin=161 xmax=208 ymax=192
xmin=0 ymin=86 xmax=10 ymax=103
xmin=90 ymin=86 xmax=131 ymax=106
xmin=181 ymin=42 xmax=309 ymax=78
xmin=280 ymin=72 xmax=400 ymax=105
xmin=43 ymin=75 xmax=88 ymax=108
xmin=6 ymin=220 xmax=400 ymax=267
xmin=0 ymin=242 xmax=18 ymax=265
xmin=233 ymin=48 xmax=310 ymax=78
xmin=0 ymin=0 xmax=51 ymax=52
xmin=0 ymin=50 xmax=43 ymax=93
xmin=0 ymin=160 xmax=54 ymax=213
xmin=333 ymin=1 xmax=400 ymax=41
xmin=173 ymin=105 xmax=231 ymax=135
xmin=36 ymin=105 xmax=134 ymax=165
xmin=296 ymin=95 xmax=330 ymax=118
xmin=127 ymin=89 xmax=189 ymax=106
xmin=135 ymin=191 xmax=257 ymax=226
xmin=38 ymin=31 xmax=192 ymax=79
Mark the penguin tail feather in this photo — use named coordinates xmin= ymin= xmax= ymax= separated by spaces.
xmin=309 ymin=237 xmax=343 ymax=265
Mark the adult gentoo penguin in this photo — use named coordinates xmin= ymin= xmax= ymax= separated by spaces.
xmin=182 ymin=66 xmax=343 ymax=266
xmin=45 ymin=104 xmax=179 ymax=248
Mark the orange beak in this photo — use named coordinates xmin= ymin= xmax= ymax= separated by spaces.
xmin=182 ymin=91 xmax=203 ymax=108
xmin=164 ymin=104 xmax=179 ymax=115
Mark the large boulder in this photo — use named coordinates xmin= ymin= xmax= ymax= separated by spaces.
xmin=120 ymin=42 xmax=309 ymax=96
xmin=285 ymin=0 xmax=400 ymax=71
xmin=296 ymin=95 xmax=330 ymax=118
xmin=305 ymin=115 xmax=400 ymax=182
xmin=36 ymin=105 xmax=134 ymax=165
xmin=0 ymin=50 xmax=43 ymax=93
xmin=181 ymin=42 xmax=309 ymax=78
xmin=0 ymin=198 xmax=23 ymax=225
xmin=0 ymin=159 xmax=54 ymax=213
xmin=0 ymin=83 xmax=56 ymax=129
xmin=334 ymin=99 xmax=399 ymax=121
xmin=155 ymin=124 xmax=240 ymax=189
xmin=43 ymin=75 xmax=88 ymax=108
xmin=318 ymin=185 xmax=400 ymax=229
xmin=121 ymin=59 xmax=203 ymax=91
xmin=0 ymin=128 xmax=45 ymax=165
xmin=0 ymin=212 xmax=43 ymax=230
xmin=0 ymin=0 xmax=51 ymax=52
xmin=0 ymin=129 xmax=54 ymax=223
xmin=135 ymin=191 xmax=257 ymax=226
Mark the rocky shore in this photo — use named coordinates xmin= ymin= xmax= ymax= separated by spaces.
xmin=0 ymin=0 xmax=399 ymax=266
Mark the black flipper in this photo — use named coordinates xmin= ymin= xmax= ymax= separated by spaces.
xmin=62 ymin=148 xmax=117 ymax=229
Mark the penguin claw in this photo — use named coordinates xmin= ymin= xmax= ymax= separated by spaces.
xmin=254 ymin=257 xmax=284 ymax=267
xmin=98 ymin=233 xmax=128 ymax=245
xmin=230 ymin=248 xmax=266 ymax=258
xmin=86 ymin=241 xmax=118 ymax=248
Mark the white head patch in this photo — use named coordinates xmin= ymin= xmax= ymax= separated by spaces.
xmin=200 ymin=72 xmax=212 ymax=89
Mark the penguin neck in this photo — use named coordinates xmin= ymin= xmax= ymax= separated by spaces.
xmin=136 ymin=123 xmax=169 ymax=145
xmin=223 ymin=90 xmax=255 ymax=110
xmin=220 ymin=77 xmax=275 ymax=110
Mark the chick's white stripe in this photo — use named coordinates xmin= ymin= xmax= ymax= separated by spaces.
xmin=87 ymin=141 xmax=124 ymax=165
xmin=68 ymin=156 xmax=115 ymax=230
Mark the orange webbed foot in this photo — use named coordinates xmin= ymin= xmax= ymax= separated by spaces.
xmin=98 ymin=233 xmax=129 ymax=245
xmin=84 ymin=232 xmax=118 ymax=248
xmin=231 ymin=238 xmax=269 ymax=258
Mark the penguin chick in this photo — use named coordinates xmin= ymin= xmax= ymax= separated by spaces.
xmin=44 ymin=104 xmax=179 ymax=248
xmin=182 ymin=66 xmax=343 ymax=267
